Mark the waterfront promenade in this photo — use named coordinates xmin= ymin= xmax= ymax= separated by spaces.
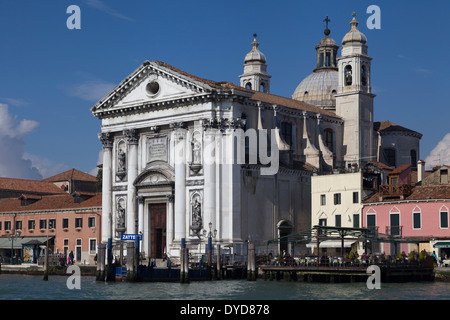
xmin=1 ymin=262 xmax=450 ymax=282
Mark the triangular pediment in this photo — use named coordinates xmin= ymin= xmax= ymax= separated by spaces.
xmin=91 ymin=61 xmax=214 ymax=117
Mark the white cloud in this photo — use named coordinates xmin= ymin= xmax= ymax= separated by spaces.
xmin=84 ymin=0 xmax=134 ymax=21
xmin=89 ymin=149 xmax=103 ymax=176
xmin=22 ymin=153 xmax=69 ymax=179
xmin=67 ymin=79 xmax=116 ymax=102
xmin=424 ymin=133 xmax=450 ymax=170
xmin=0 ymin=104 xmax=42 ymax=179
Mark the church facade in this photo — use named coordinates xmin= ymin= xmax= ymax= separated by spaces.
xmin=91 ymin=15 xmax=421 ymax=259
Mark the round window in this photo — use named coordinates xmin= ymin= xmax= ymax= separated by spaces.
xmin=146 ymin=81 xmax=160 ymax=95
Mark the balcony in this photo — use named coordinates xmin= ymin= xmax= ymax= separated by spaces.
xmin=385 ymin=226 xmax=403 ymax=237
xmin=379 ymin=184 xmax=412 ymax=201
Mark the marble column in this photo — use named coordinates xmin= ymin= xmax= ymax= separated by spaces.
xmin=203 ymin=129 xmax=216 ymax=233
xmin=166 ymin=194 xmax=175 ymax=250
xmin=124 ymin=129 xmax=139 ymax=235
xmin=174 ymin=128 xmax=186 ymax=241
xmin=137 ymin=196 xmax=144 ymax=252
xmin=99 ymin=132 xmax=113 ymax=243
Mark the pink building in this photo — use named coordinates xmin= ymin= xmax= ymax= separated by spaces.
xmin=363 ymin=163 xmax=450 ymax=261
xmin=0 ymin=169 xmax=101 ymax=265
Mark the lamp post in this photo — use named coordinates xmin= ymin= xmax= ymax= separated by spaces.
xmin=8 ymin=230 xmax=22 ymax=265
xmin=202 ymin=222 xmax=217 ymax=267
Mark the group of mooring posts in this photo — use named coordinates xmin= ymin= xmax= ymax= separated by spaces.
xmin=180 ymin=239 xmax=257 ymax=283
xmin=96 ymin=238 xmax=140 ymax=282
xmin=94 ymin=238 xmax=258 ymax=283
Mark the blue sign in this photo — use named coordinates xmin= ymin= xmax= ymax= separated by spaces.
xmin=121 ymin=234 xmax=143 ymax=241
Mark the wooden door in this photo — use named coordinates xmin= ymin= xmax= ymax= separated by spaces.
xmin=149 ymin=203 xmax=166 ymax=259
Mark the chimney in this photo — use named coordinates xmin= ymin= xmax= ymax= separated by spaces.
xmin=417 ymin=160 xmax=425 ymax=183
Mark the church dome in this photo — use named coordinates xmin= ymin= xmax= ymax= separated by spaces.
xmin=244 ymin=35 xmax=266 ymax=63
xmin=292 ymin=69 xmax=338 ymax=109
xmin=317 ymin=36 xmax=337 ymax=47
xmin=342 ymin=16 xmax=367 ymax=44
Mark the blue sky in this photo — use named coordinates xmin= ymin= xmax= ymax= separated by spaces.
xmin=0 ymin=0 xmax=449 ymax=179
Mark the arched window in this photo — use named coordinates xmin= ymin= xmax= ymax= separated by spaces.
xmin=324 ymin=128 xmax=335 ymax=153
xmin=410 ymin=150 xmax=417 ymax=168
xmin=361 ymin=65 xmax=367 ymax=86
xmin=280 ymin=122 xmax=292 ymax=146
xmin=383 ymin=148 xmax=396 ymax=167
xmin=304 ymin=91 xmax=309 ymax=99
xmin=326 ymin=51 xmax=331 ymax=67
xmin=260 ymin=82 xmax=265 ymax=92
xmin=344 ymin=65 xmax=352 ymax=86
xmin=245 ymin=82 xmax=252 ymax=90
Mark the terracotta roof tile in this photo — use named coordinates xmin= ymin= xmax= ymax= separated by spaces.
xmin=0 ymin=193 xmax=102 ymax=213
xmin=374 ymin=121 xmax=422 ymax=137
xmin=153 ymin=61 xmax=341 ymax=119
xmin=43 ymin=169 xmax=97 ymax=182
xmin=0 ymin=177 xmax=66 ymax=195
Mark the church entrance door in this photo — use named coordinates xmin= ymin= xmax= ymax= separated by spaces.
xmin=149 ymin=203 xmax=166 ymax=259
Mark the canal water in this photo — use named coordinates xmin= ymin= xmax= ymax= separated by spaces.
xmin=1 ymin=274 xmax=449 ymax=300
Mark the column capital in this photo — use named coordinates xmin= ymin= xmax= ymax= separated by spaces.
xmin=137 ymin=196 xmax=145 ymax=204
xmin=99 ymin=132 xmax=113 ymax=148
xmin=167 ymin=194 xmax=175 ymax=203
xmin=124 ymin=129 xmax=139 ymax=145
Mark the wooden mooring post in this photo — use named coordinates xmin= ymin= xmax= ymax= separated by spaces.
xmin=96 ymin=243 xmax=106 ymax=281
xmin=180 ymin=238 xmax=189 ymax=283
xmin=126 ymin=241 xmax=136 ymax=282
xmin=247 ymin=242 xmax=256 ymax=281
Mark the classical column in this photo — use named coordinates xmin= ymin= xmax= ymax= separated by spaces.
xmin=166 ymin=194 xmax=175 ymax=251
xmin=124 ymin=129 xmax=139 ymax=235
xmin=137 ymin=196 xmax=144 ymax=252
xmin=99 ymin=132 xmax=113 ymax=243
xmin=173 ymin=128 xmax=186 ymax=241
xmin=203 ymin=128 xmax=216 ymax=232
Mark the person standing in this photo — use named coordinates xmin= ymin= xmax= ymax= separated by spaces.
xmin=69 ymin=251 xmax=74 ymax=265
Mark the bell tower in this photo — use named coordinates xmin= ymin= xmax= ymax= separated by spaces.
xmin=239 ymin=34 xmax=271 ymax=93
xmin=335 ymin=13 xmax=375 ymax=168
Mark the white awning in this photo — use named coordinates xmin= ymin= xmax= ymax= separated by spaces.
xmin=306 ymin=240 xmax=357 ymax=248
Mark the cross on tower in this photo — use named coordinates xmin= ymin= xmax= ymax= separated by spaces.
xmin=323 ymin=15 xmax=331 ymax=28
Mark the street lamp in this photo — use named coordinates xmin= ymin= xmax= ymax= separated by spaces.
xmin=202 ymin=222 xmax=217 ymax=266
xmin=8 ymin=230 xmax=22 ymax=265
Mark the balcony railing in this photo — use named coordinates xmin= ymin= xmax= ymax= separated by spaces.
xmin=385 ymin=226 xmax=403 ymax=237
xmin=379 ymin=184 xmax=412 ymax=200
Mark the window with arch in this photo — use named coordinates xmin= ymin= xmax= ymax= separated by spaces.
xmin=280 ymin=122 xmax=293 ymax=146
xmin=304 ymin=91 xmax=309 ymax=99
xmin=245 ymin=82 xmax=252 ymax=90
xmin=324 ymin=128 xmax=335 ymax=153
xmin=383 ymin=148 xmax=396 ymax=167
xmin=344 ymin=65 xmax=353 ymax=86
xmin=410 ymin=150 xmax=417 ymax=168
xmin=361 ymin=65 xmax=368 ymax=86
xmin=260 ymin=82 xmax=265 ymax=92
xmin=326 ymin=52 xmax=331 ymax=67
xmin=440 ymin=206 xmax=449 ymax=229
xmin=412 ymin=207 xmax=421 ymax=229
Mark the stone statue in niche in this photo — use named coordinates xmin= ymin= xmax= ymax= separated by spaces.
xmin=189 ymin=137 xmax=202 ymax=175
xmin=116 ymin=148 xmax=127 ymax=180
xmin=192 ymin=138 xmax=201 ymax=164
xmin=116 ymin=199 xmax=126 ymax=233
xmin=190 ymin=197 xmax=202 ymax=236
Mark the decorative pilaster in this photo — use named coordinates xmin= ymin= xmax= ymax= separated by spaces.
xmin=203 ymin=129 xmax=216 ymax=233
xmin=174 ymin=129 xmax=186 ymax=241
xmin=99 ymin=132 xmax=113 ymax=242
xmin=166 ymin=194 xmax=175 ymax=248
xmin=124 ymin=129 xmax=139 ymax=235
